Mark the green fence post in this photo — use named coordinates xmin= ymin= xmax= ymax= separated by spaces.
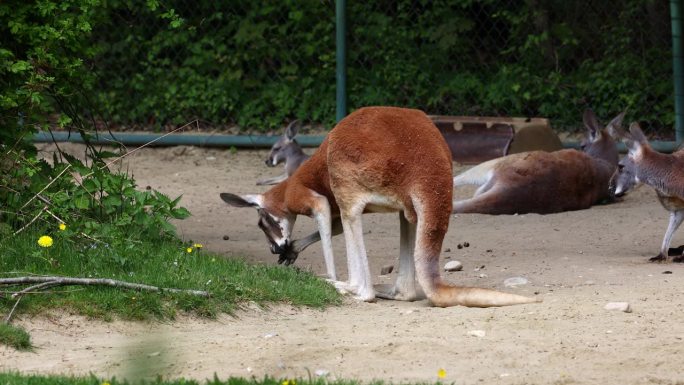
xmin=672 ymin=0 xmax=684 ymax=142
xmin=336 ymin=0 xmax=347 ymax=122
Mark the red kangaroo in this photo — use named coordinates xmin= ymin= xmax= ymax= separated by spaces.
xmin=221 ymin=106 xmax=538 ymax=307
xmin=453 ymin=109 xmax=624 ymax=214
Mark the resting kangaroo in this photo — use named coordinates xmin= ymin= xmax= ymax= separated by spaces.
xmin=222 ymin=106 xmax=538 ymax=307
xmin=610 ymin=122 xmax=684 ymax=263
xmin=256 ymin=120 xmax=310 ymax=186
xmin=452 ymin=109 xmax=624 ymax=214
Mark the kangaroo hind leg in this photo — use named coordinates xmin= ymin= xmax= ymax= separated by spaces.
xmin=375 ymin=212 xmax=425 ymax=301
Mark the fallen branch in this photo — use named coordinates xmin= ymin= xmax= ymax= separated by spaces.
xmin=0 ymin=276 xmax=211 ymax=297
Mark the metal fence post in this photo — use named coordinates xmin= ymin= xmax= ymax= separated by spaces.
xmin=336 ymin=0 xmax=347 ymax=122
xmin=672 ymin=0 xmax=684 ymax=142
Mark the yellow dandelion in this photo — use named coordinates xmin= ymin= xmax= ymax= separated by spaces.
xmin=437 ymin=368 xmax=447 ymax=379
xmin=37 ymin=235 xmax=53 ymax=248
xmin=59 ymin=223 xmax=67 ymax=231
xmin=131 ymin=296 xmax=136 ymax=301
xmin=282 ymin=381 xmax=289 ymax=385
xmin=102 ymin=382 xmax=111 ymax=385
xmin=186 ymin=247 xmax=193 ymax=253
xmin=193 ymin=243 xmax=203 ymax=248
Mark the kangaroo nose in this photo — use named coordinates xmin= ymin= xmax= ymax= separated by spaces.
xmin=264 ymin=159 xmax=271 ymax=166
xmin=270 ymin=243 xmax=286 ymax=254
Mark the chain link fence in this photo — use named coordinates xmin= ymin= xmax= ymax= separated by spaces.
xmin=89 ymin=1 xmax=674 ymax=136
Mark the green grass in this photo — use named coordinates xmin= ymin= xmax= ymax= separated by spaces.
xmin=0 ymin=231 xmax=340 ymax=323
xmin=0 ymin=373 xmax=373 ymax=385
xmin=0 ymin=323 xmax=32 ymax=350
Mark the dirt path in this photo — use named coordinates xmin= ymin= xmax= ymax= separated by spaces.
xmin=3 ymin=143 xmax=684 ymax=384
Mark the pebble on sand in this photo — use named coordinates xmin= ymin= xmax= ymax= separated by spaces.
xmin=503 ymin=277 xmax=529 ymax=287
xmin=467 ymin=330 xmax=486 ymax=338
xmin=604 ymin=302 xmax=632 ymax=313
xmin=444 ymin=260 xmax=463 ymax=272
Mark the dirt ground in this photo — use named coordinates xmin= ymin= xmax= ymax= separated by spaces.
xmin=3 ymin=142 xmax=684 ymax=384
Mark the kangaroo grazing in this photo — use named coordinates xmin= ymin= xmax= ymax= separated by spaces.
xmin=222 ymin=106 xmax=539 ymax=307
xmin=452 ymin=109 xmax=624 ymax=214
xmin=610 ymin=122 xmax=684 ymax=263
xmin=256 ymin=120 xmax=310 ymax=186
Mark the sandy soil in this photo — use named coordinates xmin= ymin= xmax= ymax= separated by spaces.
xmin=3 ymin=143 xmax=684 ymax=384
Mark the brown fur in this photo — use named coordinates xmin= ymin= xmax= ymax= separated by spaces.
xmin=455 ymin=149 xmax=616 ymax=214
xmin=453 ymin=110 xmax=622 ymax=215
xmin=258 ymin=106 xmax=536 ymax=307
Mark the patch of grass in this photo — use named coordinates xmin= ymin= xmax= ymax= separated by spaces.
xmin=0 ymin=231 xmax=340 ymax=323
xmin=0 ymin=373 xmax=372 ymax=385
xmin=0 ymin=323 xmax=32 ymax=351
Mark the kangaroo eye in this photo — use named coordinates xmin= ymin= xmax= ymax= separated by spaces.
xmin=618 ymin=164 xmax=625 ymax=171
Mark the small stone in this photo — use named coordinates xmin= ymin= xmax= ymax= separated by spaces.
xmin=467 ymin=330 xmax=486 ymax=338
xmin=264 ymin=332 xmax=278 ymax=339
xmin=444 ymin=260 xmax=463 ymax=272
xmin=315 ymin=369 xmax=330 ymax=377
xmin=147 ymin=351 xmax=161 ymax=357
xmin=380 ymin=264 xmax=394 ymax=275
xmin=206 ymin=156 xmax=216 ymax=161
xmin=604 ymin=302 xmax=632 ymax=313
xmin=504 ymin=277 xmax=529 ymax=287
xmin=223 ymin=235 xmax=230 ymax=240
xmin=444 ymin=248 xmax=451 ymax=252
xmin=478 ymin=273 xmax=488 ymax=278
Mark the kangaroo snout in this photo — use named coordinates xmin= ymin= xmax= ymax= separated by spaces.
xmin=269 ymin=241 xmax=288 ymax=254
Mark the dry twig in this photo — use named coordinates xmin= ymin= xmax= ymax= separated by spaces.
xmin=0 ymin=276 xmax=210 ymax=297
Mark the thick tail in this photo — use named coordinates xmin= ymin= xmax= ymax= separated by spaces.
xmin=428 ymin=283 xmax=540 ymax=307
xmin=453 ymin=158 xmax=500 ymax=187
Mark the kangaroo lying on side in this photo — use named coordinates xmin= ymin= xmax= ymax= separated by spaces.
xmin=256 ymin=120 xmax=310 ymax=186
xmin=222 ymin=106 xmax=538 ymax=307
xmin=452 ymin=109 xmax=624 ymax=214
xmin=610 ymin=122 xmax=684 ymax=263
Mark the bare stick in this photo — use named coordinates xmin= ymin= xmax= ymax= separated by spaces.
xmin=0 ymin=276 xmax=210 ymax=297
xmin=4 ymin=296 xmax=21 ymax=324
xmin=11 ymin=281 xmax=61 ymax=298
xmin=19 ymin=164 xmax=72 ymax=210
xmin=13 ymin=205 xmax=47 ymax=236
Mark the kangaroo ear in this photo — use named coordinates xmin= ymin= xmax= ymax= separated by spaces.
xmin=220 ymin=193 xmax=263 ymax=208
xmin=285 ymin=120 xmax=301 ymax=140
xmin=583 ymin=109 xmax=601 ymax=141
xmin=605 ymin=111 xmax=626 ymax=139
xmin=628 ymin=122 xmax=648 ymax=144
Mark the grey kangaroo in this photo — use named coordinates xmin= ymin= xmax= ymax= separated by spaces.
xmin=256 ymin=120 xmax=310 ymax=186
xmin=610 ymin=122 xmax=684 ymax=263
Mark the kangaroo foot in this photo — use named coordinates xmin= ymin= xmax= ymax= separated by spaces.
xmin=326 ymin=280 xmax=358 ymax=295
xmin=374 ymin=283 xmax=425 ymax=301
xmin=649 ymin=253 xmax=667 ymax=263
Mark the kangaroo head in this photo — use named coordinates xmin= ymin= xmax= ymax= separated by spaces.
xmin=579 ymin=109 xmax=624 ymax=167
xmin=608 ymin=121 xmax=650 ymax=196
xmin=265 ymin=120 xmax=301 ymax=167
xmin=220 ymin=192 xmax=294 ymax=254
xmin=613 ymin=156 xmax=638 ymax=197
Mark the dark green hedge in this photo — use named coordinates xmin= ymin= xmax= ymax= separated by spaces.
xmin=1 ymin=0 xmax=675 ymax=133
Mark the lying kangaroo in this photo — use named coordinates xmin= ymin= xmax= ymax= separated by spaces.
xmin=610 ymin=122 xmax=684 ymax=263
xmin=256 ymin=120 xmax=310 ymax=186
xmin=222 ymin=106 xmax=538 ymax=307
xmin=452 ymin=109 xmax=624 ymax=214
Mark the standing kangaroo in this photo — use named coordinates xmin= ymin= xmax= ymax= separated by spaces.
xmin=610 ymin=122 xmax=684 ymax=263
xmin=222 ymin=106 xmax=538 ymax=307
xmin=256 ymin=120 xmax=310 ymax=186
xmin=452 ymin=110 xmax=624 ymax=214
